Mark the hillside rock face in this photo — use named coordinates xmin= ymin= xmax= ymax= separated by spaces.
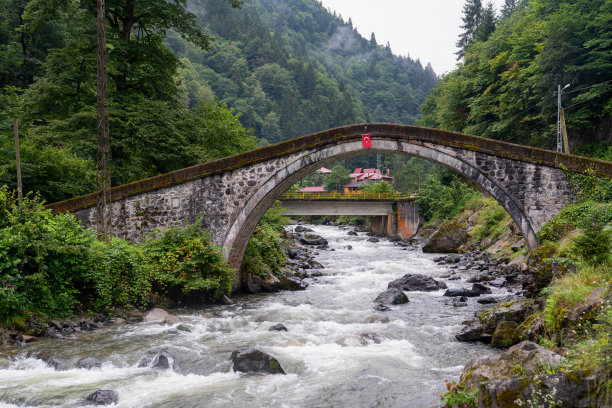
xmin=422 ymin=221 xmax=469 ymax=253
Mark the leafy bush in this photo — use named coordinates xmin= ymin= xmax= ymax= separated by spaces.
xmin=417 ymin=175 xmax=477 ymax=222
xmin=143 ymin=219 xmax=233 ymax=304
xmin=439 ymin=380 xmax=478 ymax=408
xmin=87 ymin=238 xmax=152 ymax=312
xmin=0 ymin=188 xmax=94 ymax=318
xmin=538 ymin=201 xmax=612 ymax=242
xmin=470 ymin=198 xmax=510 ymax=242
xmin=572 ymin=223 xmax=611 ymax=265
xmin=242 ymin=201 xmax=289 ymax=277
xmin=361 ymin=180 xmax=395 ymax=194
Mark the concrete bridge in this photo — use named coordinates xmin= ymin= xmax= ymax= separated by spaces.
xmin=278 ymin=192 xmax=421 ymax=239
xmin=49 ymin=123 xmax=612 ymax=285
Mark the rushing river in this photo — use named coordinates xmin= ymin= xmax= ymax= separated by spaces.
xmin=0 ymin=225 xmax=497 ymax=408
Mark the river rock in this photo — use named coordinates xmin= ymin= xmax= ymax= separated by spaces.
xmin=269 ymin=324 xmax=288 ymax=332
xmin=278 ymin=275 xmax=308 ymax=291
xmin=373 ymin=304 xmax=391 ymax=312
xmin=0 ymin=358 xmax=10 ymax=369
xmin=138 ymin=349 xmax=174 ymax=370
xmin=294 ymin=226 xmax=313 ymax=233
xmin=367 ymin=237 xmax=380 ymax=243
xmin=366 ymin=315 xmax=390 ymax=324
xmin=85 ymin=390 xmax=119 ymax=405
xmin=373 ymin=288 xmax=409 ymax=305
xmin=479 ymin=372 xmax=600 ymax=408
xmin=477 ymin=296 xmax=498 ymax=304
xmin=471 ymin=282 xmax=492 ymax=295
xmin=460 ymin=341 xmax=562 ymax=390
xmin=479 ymin=298 xmax=537 ymax=333
xmin=387 ymin=274 xmax=447 ymax=292
xmin=299 ymin=234 xmax=328 ymax=246
xmin=359 ymin=332 xmax=383 ymax=344
xmin=490 ymin=321 xmax=520 ymax=348
xmin=422 ymin=221 xmax=469 ymax=253
xmin=176 ymin=324 xmax=192 ymax=332
xmin=77 ymin=357 xmax=103 ymax=370
xmin=443 ymin=288 xmax=480 ymax=297
xmin=455 ymin=319 xmax=487 ymax=342
xmin=231 ymin=349 xmax=285 ymax=375
xmin=143 ymin=308 xmax=181 ymax=324
xmin=347 ymin=230 xmax=358 ymax=236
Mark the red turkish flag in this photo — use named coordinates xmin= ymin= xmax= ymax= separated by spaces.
xmin=362 ymin=134 xmax=372 ymax=148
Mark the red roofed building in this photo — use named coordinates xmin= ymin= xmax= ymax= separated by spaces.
xmin=345 ymin=168 xmax=394 ymax=192
xmin=298 ymin=186 xmax=326 ymax=193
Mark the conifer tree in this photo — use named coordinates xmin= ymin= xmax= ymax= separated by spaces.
xmin=474 ymin=2 xmax=496 ymax=43
xmin=501 ymin=0 xmax=517 ymax=18
xmin=455 ymin=0 xmax=483 ymax=60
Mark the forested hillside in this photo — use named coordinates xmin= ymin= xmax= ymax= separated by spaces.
xmin=420 ymin=0 xmax=611 ymax=158
xmin=171 ymin=0 xmax=437 ymax=142
xmin=0 ymin=0 xmax=437 ymax=202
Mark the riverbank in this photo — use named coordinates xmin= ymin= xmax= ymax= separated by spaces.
xmin=415 ymin=195 xmax=612 ymax=407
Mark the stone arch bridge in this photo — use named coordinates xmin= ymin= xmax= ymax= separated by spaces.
xmin=49 ymin=124 xmax=612 ymax=286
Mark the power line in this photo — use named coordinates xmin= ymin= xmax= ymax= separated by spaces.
xmin=563 ymin=79 xmax=612 ymax=95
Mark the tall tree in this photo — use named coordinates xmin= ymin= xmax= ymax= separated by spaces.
xmin=474 ymin=2 xmax=496 ymax=43
xmin=455 ymin=0 xmax=483 ymax=60
xmin=501 ymin=0 xmax=517 ymax=18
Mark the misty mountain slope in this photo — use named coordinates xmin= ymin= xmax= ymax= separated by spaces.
xmin=172 ymin=0 xmax=438 ymax=142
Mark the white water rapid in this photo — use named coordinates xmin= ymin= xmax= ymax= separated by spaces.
xmin=0 ymin=225 xmax=498 ymax=407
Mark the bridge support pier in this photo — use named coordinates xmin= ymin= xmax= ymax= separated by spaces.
xmin=371 ymin=202 xmax=421 ymax=240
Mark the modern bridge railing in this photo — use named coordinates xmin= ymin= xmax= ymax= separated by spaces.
xmin=279 ymin=192 xmax=418 ymax=201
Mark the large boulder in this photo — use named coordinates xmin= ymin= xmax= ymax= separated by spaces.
xmin=77 ymin=357 xmax=103 ymax=370
xmin=460 ymin=341 xmax=562 ymax=390
xmin=138 ymin=349 xmax=174 ymax=370
xmin=299 ymin=234 xmax=328 ymax=246
xmin=278 ymin=275 xmax=308 ymax=291
xmin=231 ymin=349 xmax=285 ymax=375
xmin=373 ymin=288 xmax=409 ymax=305
xmin=143 ymin=308 xmax=181 ymax=324
xmin=422 ymin=221 xmax=469 ymax=253
xmin=490 ymin=321 xmax=520 ymax=348
xmin=387 ymin=274 xmax=447 ymax=291
xmin=85 ymin=390 xmax=119 ymax=405
xmin=479 ymin=299 xmax=537 ymax=333
xmin=523 ymin=245 xmax=572 ymax=297
xmin=478 ymin=372 xmax=600 ymax=408
xmin=294 ymin=226 xmax=313 ymax=233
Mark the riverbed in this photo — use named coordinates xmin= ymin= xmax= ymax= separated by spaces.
xmin=0 ymin=225 xmax=497 ymax=407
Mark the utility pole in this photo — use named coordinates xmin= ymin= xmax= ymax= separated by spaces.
xmin=556 ymin=84 xmax=570 ymax=152
xmin=96 ymin=0 xmax=111 ymax=240
xmin=13 ymin=119 xmax=22 ymax=204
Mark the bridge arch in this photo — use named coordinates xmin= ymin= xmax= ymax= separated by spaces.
xmin=49 ymin=124 xmax=612 ymax=288
xmin=224 ymin=138 xmax=536 ymax=269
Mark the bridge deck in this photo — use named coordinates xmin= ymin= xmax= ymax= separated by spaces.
xmin=279 ymin=192 xmax=417 ymax=201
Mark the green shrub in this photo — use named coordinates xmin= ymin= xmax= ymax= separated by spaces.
xmin=143 ymin=219 xmax=233 ymax=304
xmin=470 ymin=199 xmax=510 ymax=242
xmin=538 ymin=201 xmax=612 ymax=242
xmin=417 ymin=176 xmax=477 ymax=222
xmin=0 ymin=189 xmax=93 ymax=318
xmin=242 ymin=201 xmax=289 ymax=277
xmin=87 ymin=238 xmax=152 ymax=312
xmin=572 ymin=223 xmax=611 ymax=265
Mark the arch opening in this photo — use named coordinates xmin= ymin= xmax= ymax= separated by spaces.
xmin=224 ymin=138 xmax=538 ymax=273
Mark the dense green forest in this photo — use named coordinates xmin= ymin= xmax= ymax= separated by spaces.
xmin=420 ymin=0 xmax=611 ymax=157
xmin=0 ymin=0 xmax=438 ymax=203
